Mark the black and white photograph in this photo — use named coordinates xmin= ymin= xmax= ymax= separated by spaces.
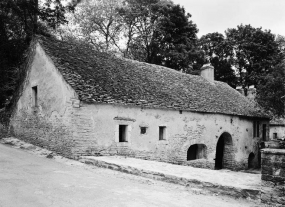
xmin=0 ymin=0 xmax=284 ymax=206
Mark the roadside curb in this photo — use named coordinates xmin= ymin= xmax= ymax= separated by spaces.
xmin=79 ymin=157 xmax=260 ymax=201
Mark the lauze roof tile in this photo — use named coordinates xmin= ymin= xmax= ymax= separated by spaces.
xmin=37 ymin=35 xmax=268 ymax=118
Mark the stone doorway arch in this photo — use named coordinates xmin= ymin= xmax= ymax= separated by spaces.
xmin=187 ymin=144 xmax=207 ymax=161
xmin=215 ymin=132 xmax=234 ymax=170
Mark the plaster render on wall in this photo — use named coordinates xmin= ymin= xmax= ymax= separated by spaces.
xmin=10 ymin=43 xmax=79 ymax=157
xmin=270 ymin=125 xmax=285 ymax=140
xmin=64 ymin=102 xmax=267 ymax=170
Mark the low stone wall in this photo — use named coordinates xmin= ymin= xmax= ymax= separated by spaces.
xmin=183 ymin=159 xmax=215 ymax=169
xmin=0 ymin=123 xmax=8 ymax=139
xmin=261 ymin=148 xmax=285 ymax=206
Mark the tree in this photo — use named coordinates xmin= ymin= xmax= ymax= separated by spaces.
xmin=150 ymin=3 xmax=199 ymax=72
xmin=118 ymin=0 xmax=199 ymax=72
xmin=198 ymin=26 xmax=285 ymax=116
xmin=225 ymin=24 xmax=282 ymax=88
xmin=256 ymin=62 xmax=285 ymax=117
xmin=199 ymin=32 xmax=236 ymax=87
xmin=118 ymin=0 xmax=161 ymax=59
xmin=58 ymin=0 xmax=124 ymax=52
xmin=0 ymin=0 xmax=77 ymax=108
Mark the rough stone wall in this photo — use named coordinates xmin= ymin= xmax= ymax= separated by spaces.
xmin=70 ymin=103 xmax=267 ymax=170
xmin=10 ymin=43 xmax=79 ymax=158
xmin=261 ymin=149 xmax=285 ymax=206
xmin=223 ymin=136 xmax=235 ymax=169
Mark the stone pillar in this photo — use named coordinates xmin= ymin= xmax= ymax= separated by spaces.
xmin=261 ymin=148 xmax=285 ymax=206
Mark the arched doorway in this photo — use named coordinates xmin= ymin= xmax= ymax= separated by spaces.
xmin=248 ymin=152 xmax=255 ymax=169
xmin=187 ymin=144 xmax=207 ymax=160
xmin=215 ymin=132 xmax=233 ymax=170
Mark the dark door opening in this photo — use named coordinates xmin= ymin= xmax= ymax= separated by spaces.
xmin=215 ymin=132 xmax=233 ymax=170
xmin=119 ymin=125 xmax=128 ymax=142
xmin=248 ymin=152 xmax=255 ymax=169
xmin=187 ymin=144 xmax=198 ymax=160
xmin=262 ymin=124 xmax=267 ymax=141
xmin=215 ymin=137 xmax=224 ymax=169
xmin=187 ymin=144 xmax=207 ymax=161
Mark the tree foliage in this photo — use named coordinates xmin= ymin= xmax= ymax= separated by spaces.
xmin=149 ymin=3 xmax=199 ymax=71
xmin=118 ymin=0 xmax=199 ymax=71
xmin=0 ymin=0 xmax=76 ymax=108
xmin=199 ymin=32 xmax=236 ymax=87
xmin=58 ymin=0 xmax=124 ymax=52
xmin=199 ymin=26 xmax=285 ymax=116
xmin=256 ymin=62 xmax=285 ymax=116
xmin=117 ymin=0 xmax=161 ymax=59
xmin=225 ymin=25 xmax=282 ymax=87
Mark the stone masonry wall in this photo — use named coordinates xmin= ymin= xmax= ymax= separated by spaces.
xmin=10 ymin=43 xmax=79 ymax=158
xmin=68 ymin=103 xmax=267 ymax=170
xmin=261 ymin=149 xmax=285 ymax=206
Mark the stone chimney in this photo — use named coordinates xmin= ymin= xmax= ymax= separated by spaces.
xmin=247 ymin=85 xmax=256 ymax=100
xmin=236 ymin=86 xmax=244 ymax=96
xmin=236 ymin=85 xmax=256 ymax=100
xmin=200 ymin=63 xmax=214 ymax=82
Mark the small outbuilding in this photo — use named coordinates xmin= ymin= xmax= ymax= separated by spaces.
xmin=269 ymin=118 xmax=285 ymax=140
xmin=10 ymin=36 xmax=269 ymax=170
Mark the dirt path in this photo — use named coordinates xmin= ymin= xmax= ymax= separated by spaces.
xmin=0 ymin=140 xmax=259 ymax=207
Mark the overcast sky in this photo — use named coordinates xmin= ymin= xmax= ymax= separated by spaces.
xmin=172 ymin=0 xmax=285 ymax=37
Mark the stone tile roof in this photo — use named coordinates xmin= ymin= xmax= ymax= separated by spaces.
xmin=37 ymin=36 xmax=268 ymax=118
xmin=270 ymin=118 xmax=285 ymax=126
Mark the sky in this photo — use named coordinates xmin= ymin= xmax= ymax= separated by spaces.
xmin=172 ymin=0 xmax=285 ymax=37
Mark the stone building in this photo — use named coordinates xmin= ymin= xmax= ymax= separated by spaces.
xmin=269 ymin=118 xmax=285 ymax=140
xmin=10 ymin=36 xmax=269 ymax=170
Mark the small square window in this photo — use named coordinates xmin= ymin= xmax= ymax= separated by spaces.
xmin=119 ymin=125 xmax=128 ymax=142
xmin=159 ymin=126 xmax=166 ymax=140
xmin=140 ymin=127 xmax=147 ymax=134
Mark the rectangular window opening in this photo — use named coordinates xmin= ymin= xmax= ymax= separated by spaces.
xmin=159 ymin=126 xmax=166 ymax=140
xmin=253 ymin=121 xmax=259 ymax=137
xmin=257 ymin=121 xmax=260 ymax=137
xmin=140 ymin=127 xmax=147 ymax=135
xmin=32 ymin=86 xmax=38 ymax=107
xmin=119 ymin=125 xmax=128 ymax=142
xmin=273 ymin=133 xmax=277 ymax=139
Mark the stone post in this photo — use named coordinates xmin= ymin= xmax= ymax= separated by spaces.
xmin=261 ymin=148 xmax=285 ymax=206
